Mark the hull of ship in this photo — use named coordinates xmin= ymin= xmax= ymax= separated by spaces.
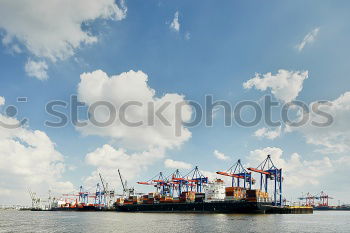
xmin=50 ymin=206 xmax=98 ymax=211
xmin=115 ymin=200 xmax=272 ymax=213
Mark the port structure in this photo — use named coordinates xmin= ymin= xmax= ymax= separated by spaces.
xmin=248 ymin=155 xmax=283 ymax=206
xmin=216 ymin=159 xmax=254 ymax=189
xmin=298 ymin=191 xmax=333 ymax=207
xmin=118 ymin=169 xmax=135 ymax=197
xmin=94 ymin=183 xmax=105 ymax=209
xmin=182 ymin=166 xmax=208 ymax=193
xmin=137 ymin=166 xmax=208 ymax=197
xmin=78 ymin=185 xmax=89 ymax=204
xmin=28 ymin=189 xmax=41 ymax=209
xmin=167 ymin=169 xmax=185 ymax=197
xmin=137 ymin=172 xmax=169 ymax=196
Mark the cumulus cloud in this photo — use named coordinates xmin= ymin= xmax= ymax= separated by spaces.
xmin=296 ymin=27 xmax=320 ymax=52
xmin=246 ymin=147 xmax=333 ymax=187
xmin=0 ymin=97 xmax=73 ymax=204
xmin=24 ymin=59 xmax=48 ymax=80
xmin=243 ymin=69 xmax=308 ymax=103
xmin=170 ymin=11 xmax=180 ymax=32
xmin=254 ymin=126 xmax=281 ymax=140
xmin=84 ymin=144 xmax=164 ymax=189
xmin=164 ymin=159 xmax=192 ymax=170
xmin=77 ymin=69 xmax=192 ymax=150
xmin=295 ymin=92 xmax=350 ymax=154
xmin=213 ymin=150 xmax=230 ymax=161
xmin=0 ymin=0 xmax=127 ymax=78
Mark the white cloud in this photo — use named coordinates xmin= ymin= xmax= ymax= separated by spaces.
xmin=0 ymin=97 xmax=73 ymax=204
xmin=164 ymin=159 xmax=192 ymax=170
xmin=213 ymin=150 xmax=230 ymax=161
xmin=185 ymin=32 xmax=191 ymax=40
xmin=296 ymin=27 xmax=320 ymax=52
xmin=247 ymin=147 xmax=333 ymax=187
xmin=254 ymin=126 xmax=281 ymax=140
xmin=24 ymin=59 xmax=48 ymax=80
xmin=0 ymin=96 xmax=4 ymax=106
xmin=77 ymin=69 xmax=192 ymax=150
xmin=170 ymin=11 xmax=180 ymax=32
xmin=84 ymin=144 xmax=164 ymax=189
xmin=0 ymin=0 xmax=127 ymax=79
xmin=243 ymin=69 xmax=308 ymax=103
xmin=295 ymin=92 xmax=350 ymax=154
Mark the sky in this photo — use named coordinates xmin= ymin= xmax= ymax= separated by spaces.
xmin=1 ymin=0 xmax=350 ymax=206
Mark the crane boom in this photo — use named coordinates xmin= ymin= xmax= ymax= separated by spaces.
xmin=99 ymin=173 xmax=107 ymax=193
xmin=118 ymin=169 xmax=126 ymax=193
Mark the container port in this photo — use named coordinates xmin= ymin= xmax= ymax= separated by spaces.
xmin=25 ymin=154 xmax=319 ymax=214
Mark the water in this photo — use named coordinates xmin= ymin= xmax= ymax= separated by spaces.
xmin=0 ymin=210 xmax=349 ymax=233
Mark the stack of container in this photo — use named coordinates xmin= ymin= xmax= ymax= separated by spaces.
xmin=195 ymin=193 xmax=205 ymax=202
xmin=116 ymin=197 xmax=124 ymax=205
xmin=245 ymin=189 xmax=269 ymax=202
xmin=180 ymin=191 xmax=196 ymax=202
xmin=246 ymin=189 xmax=258 ymax=202
xmin=225 ymin=187 xmax=246 ymax=200
xmin=159 ymin=196 xmax=173 ymax=203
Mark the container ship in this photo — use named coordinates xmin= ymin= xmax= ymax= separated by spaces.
xmin=115 ymin=181 xmax=275 ymax=213
xmin=114 ymin=156 xmax=312 ymax=214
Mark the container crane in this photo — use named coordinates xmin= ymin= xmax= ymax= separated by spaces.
xmin=247 ymin=155 xmax=282 ymax=206
xmin=318 ymin=191 xmax=333 ymax=207
xmin=298 ymin=192 xmax=316 ymax=206
xmin=137 ymin=172 xmax=169 ymax=195
xmin=216 ymin=159 xmax=254 ymax=189
xmin=99 ymin=173 xmax=115 ymax=208
xmin=78 ymin=185 xmax=89 ymax=204
xmin=298 ymin=191 xmax=333 ymax=207
xmin=182 ymin=166 xmax=208 ymax=193
xmin=94 ymin=183 xmax=105 ymax=209
xmin=167 ymin=169 xmax=186 ymax=197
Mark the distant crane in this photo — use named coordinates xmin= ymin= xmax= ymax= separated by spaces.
xmin=78 ymin=186 xmax=89 ymax=204
xmin=94 ymin=183 xmax=104 ymax=209
xmin=118 ymin=169 xmax=135 ymax=197
xmin=318 ymin=191 xmax=333 ymax=206
xmin=99 ymin=172 xmax=115 ymax=208
xmin=28 ymin=189 xmax=41 ymax=209
xmin=298 ymin=191 xmax=333 ymax=207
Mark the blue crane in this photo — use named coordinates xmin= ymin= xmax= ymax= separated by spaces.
xmin=247 ymin=155 xmax=282 ymax=206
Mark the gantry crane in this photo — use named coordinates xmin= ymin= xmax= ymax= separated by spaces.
xmin=216 ymin=159 xmax=255 ymax=189
xmin=137 ymin=172 xmax=169 ymax=195
xmin=298 ymin=191 xmax=333 ymax=207
xmin=167 ymin=169 xmax=186 ymax=197
xmin=247 ymin=155 xmax=282 ymax=206
xmin=94 ymin=183 xmax=105 ymax=209
xmin=182 ymin=166 xmax=208 ymax=193
xmin=78 ymin=186 xmax=89 ymax=204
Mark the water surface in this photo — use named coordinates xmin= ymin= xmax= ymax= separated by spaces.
xmin=0 ymin=210 xmax=348 ymax=233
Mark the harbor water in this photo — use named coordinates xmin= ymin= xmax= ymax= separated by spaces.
xmin=0 ymin=210 xmax=349 ymax=233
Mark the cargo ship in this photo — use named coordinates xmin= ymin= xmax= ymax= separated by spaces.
xmin=114 ymin=179 xmax=304 ymax=213
xmin=114 ymin=157 xmax=313 ymax=214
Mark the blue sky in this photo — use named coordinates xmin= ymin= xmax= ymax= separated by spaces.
xmin=1 ymin=0 xmax=350 ymax=205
